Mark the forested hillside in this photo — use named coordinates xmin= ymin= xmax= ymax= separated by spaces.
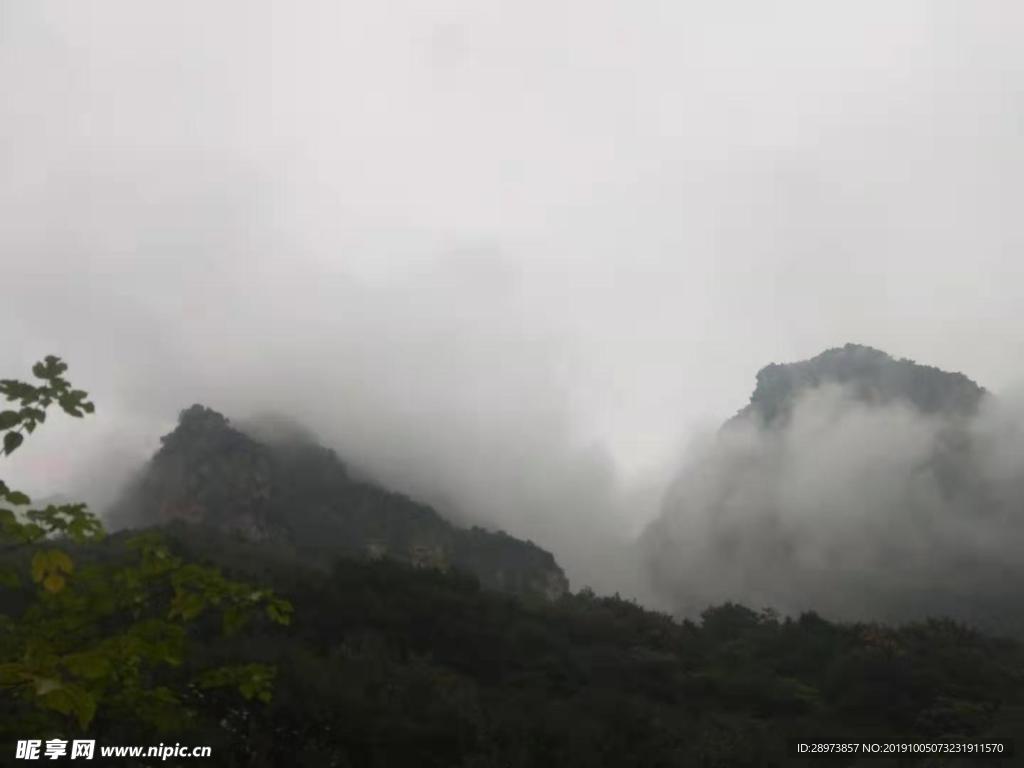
xmin=155 ymin=526 xmax=1024 ymax=766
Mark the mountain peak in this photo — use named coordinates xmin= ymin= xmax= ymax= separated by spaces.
xmin=158 ymin=403 xmax=238 ymax=450
xmin=171 ymin=403 xmax=231 ymax=433
xmin=735 ymin=343 xmax=986 ymax=426
xmin=110 ymin=404 xmax=569 ymax=599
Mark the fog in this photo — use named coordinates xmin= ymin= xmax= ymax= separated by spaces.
xmin=646 ymin=383 xmax=1024 ymax=630
xmin=3 ymin=2 xmax=1024 ymax=600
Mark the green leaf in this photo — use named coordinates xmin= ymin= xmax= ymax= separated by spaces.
xmin=196 ymin=663 xmax=276 ymax=703
xmin=33 ymin=676 xmax=63 ymax=696
xmin=0 ymin=410 xmax=21 ymax=430
xmin=39 ymin=683 xmax=97 ymax=730
xmin=33 ymin=356 xmax=68 ymax=381
xmin=6 ymin=490 xmax=30 ymax=505
xmin=3 ymin=431 xmax=24 ymax=455
xmin=168 ymin=590 xmax=206 ymax=621
xmin=63 ymin=651 xmax=112 ymax=681
xmin=18 ymin=522 xmax=45 ymax=544
xmin=0 ymin=379 xmax=38 ymax=401
xmin=266 ymin=597 xmax=293 ymax=626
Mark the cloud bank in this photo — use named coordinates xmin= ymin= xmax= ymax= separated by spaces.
xmin=645 ymin=383 xmax=1024 ymax=632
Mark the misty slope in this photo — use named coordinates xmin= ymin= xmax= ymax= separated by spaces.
xmin=108 ymin=405 xmax=568 ymax=599
xmin=645 ymin=344 xmax=1024 ymax=634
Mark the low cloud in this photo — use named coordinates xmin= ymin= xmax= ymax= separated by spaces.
xmin=644 ymin=384 xmax=1024 ymax=632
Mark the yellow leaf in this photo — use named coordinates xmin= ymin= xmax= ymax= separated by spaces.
xmin=30 ymin=551 xmax=48 ymax=583
xmin=31 ymin=548 xmax=74 ymax=592
xmin=50 ymin=549 xmax=73 ymax=574
xmin=43 ymin=573 xmax=65 ymax=593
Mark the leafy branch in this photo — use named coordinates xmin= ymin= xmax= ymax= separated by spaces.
xmin=1 ymin=356 xmax=293 ymax=732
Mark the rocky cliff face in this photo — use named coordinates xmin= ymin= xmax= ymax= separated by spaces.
xmin=110 ymin=404 xmax=568 ymax=599
xmin=732 ymin=343 xmax=986 ymax=428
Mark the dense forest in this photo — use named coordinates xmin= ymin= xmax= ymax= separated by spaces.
xmin=3 ymin=357 xmax=1023 ymax=766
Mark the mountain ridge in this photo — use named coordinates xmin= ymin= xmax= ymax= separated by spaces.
xmin=109 ymin=404 xmax=569 ymax=599
xmin=731 ymin=342 xmax=987 ymax=427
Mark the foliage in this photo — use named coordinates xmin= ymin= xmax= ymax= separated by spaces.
xmin=0 ymin=357 xmax=292 ymax=741
xmin=151 ymin=525 xmax=1024 ymax=767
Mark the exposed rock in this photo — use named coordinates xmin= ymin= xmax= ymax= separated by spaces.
xmin=110 ymin=404 xmax=568 ymax=599
xmin=732 ymin=343 xmax=986 ymax=428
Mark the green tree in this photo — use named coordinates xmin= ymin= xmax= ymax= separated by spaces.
xmin=0 ymin=356 xmax=292 ymax=735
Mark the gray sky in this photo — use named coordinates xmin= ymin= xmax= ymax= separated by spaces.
xmin=3 ymin=1 xmax=1024 ymax=591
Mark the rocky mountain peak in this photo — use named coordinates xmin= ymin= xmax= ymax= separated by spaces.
xmin=734 ymin=343 xmax=987 ymax=427
xmin=109 ymin=404 xmax=569 ymax=599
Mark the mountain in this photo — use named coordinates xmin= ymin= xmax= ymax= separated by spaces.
xmin=108 ymin=404 xmax=568 ymax=599
xmin=644 ymin=344 xmax=1024 ymax=634
xmin=731 ymin=343 xmax=986 ymax=427
xmin=9 ymin=357 xmax=1024 ymax=766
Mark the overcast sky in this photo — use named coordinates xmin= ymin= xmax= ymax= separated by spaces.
xmin=3 ymin=1 xmax=1024 ymax=588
